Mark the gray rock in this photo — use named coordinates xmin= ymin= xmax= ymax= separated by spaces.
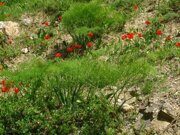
xmin=21 ymin=14 xmax=33 ymax=26
xmin=0 ymin=21 xmax=20 ymax=37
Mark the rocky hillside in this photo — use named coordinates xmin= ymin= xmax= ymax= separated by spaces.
xmin=0 ymin=0 xmax=179 ymax=134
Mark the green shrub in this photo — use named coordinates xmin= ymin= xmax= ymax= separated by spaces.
xmin=0 ymin=49 xmax=157 ymax=134
xmin=157 ymin=0 xmax=180 ymax=22
xmin=62 ymin=2 xmax=123 ymax=48
xmin=0 ymin=33 xmax=20 ymax=66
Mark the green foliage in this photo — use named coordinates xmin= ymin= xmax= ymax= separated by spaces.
xmin=62 ymin=2 xmax=123 ymax=47
xmin=0 ymin=33 xmax=20 ymax=65
xmin=0 ymin=52 xmax=155 ymax=134
xmin=0 ymin=0 xmax=74 ymax=21
xmin=0 ymin=0 xmax=179 ymax=134
xmin=157 ymin=0 xmax=180 ymax=22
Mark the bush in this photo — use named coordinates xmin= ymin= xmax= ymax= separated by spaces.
xmin=62 ymin=2 xmax=123 ymax=48
xmin=157 ymin=0 xmax=179 ymax=22
xmin=0 ymin=33 xmax=20 ymax=66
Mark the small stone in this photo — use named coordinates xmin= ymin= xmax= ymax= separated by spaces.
xmin=21 ymin=48 xmax=29 ymax=54
xmin=98 ymin=56 xmax=109 ymax=62
xmin=118 ymin=99 xmax=134 ymax=112
xmin=151 ymin=119 xmax=170 ymax=132
xmin=122 ymin=103 xmax=134 ymax=112
xmin=60 ymin=34 xmax=73 ymax=44
xmin=30 ymin=33 xmax=38 ymax=39
xmin=22 ymin=18 xmax=33 ymax=26
xmin=0 ymin=21 xmax=20 ymax=37
xmin=21 ymin=14 xmax=33 ymax=26
xmin=110 ymin=86 xmax=118 ymax=91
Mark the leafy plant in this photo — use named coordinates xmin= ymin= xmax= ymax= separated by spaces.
xmin=62 ymin=2 xmax=123 ymax=49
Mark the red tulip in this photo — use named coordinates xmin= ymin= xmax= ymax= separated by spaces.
xmin=1 ymin=86 xmax=9 ymax=93
xmin=145 ymin=20 xmax=151 ymax=25
xmin=175 ymin=42 xmax=180 ymax=47
xmin=44 ymin=34 xmax=51 ymax=40
xmin=55 ymin=53 xmax=62 ymax=58
xmin=87 ymin=42 xmax=93 ymax=48
xmin=121 ymin=34 xmax=127 ymax=40
xmin=138 ymin=33 xmax=143 ymax=38
xmin=127 ymin=33 xmax=134 ymax=39
xmin=58 ymin=16 xmax=62 ymax=21
xmin=156 ymin=29 xmax=163 ymax=36
xmin=14 ymin=87 xmax=19 ymax=94
xmin=134 ymin=5 xmax=138 ymax=11
xmin=67 ymin=47 xmax=74 ymax=53
xmin=1 ymin=80 xmax=6 ymax=86
xmin=88 ymin=32 xmax=94 ymax=38
xmin=74 ymin=44 xmax=82 ymax=49
xmin=42 ymin=21 xmax=50 ymax=26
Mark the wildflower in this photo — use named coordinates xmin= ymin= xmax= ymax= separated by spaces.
xmin=74 ymin=44 xmax=82 ymax=49
xmin=58 ymin=16 xmax=62 ymax=21
xmin=134 ymin=5 xmax=138 ymax=11
xmin=14 ymin=87 xmax=19 ymax=94
xmin=156 ymin=29 xmax=163 ymax=36
xmin=145 ymin=20 xmax=151 ymax=25
xmin=127 ymin=33 xmax=134 ymax=39
xmin=0 ymin=2 xmax=5 ymax=6
xmin=55 ymin=52 xmax=62 ymax=58
xmin=66 ymin=47 xmax=74 ymax=53
xmin=42 ymin=21 xmax=50 ymax=26
xmin=87 ymin=42 xmax=93 ymax=48
xmin=44 ymin=34 xmax=51 ymax=40
xmin=138 ymin=33 xmax=143 ymax=38
xmin=1 ymin=80 xmax=6 ymax=86
xmin=121 ymin=34 xmax=127 ymax=40
xmin=175 ymin=42 xmax=180 ymax=47
xmin=1 ymin=86 xmax=9 ymax=93
xmin=165 ymin=35 xmax=172 ymax=41
xmin=88 ymin=32 xmax=94 ymax=38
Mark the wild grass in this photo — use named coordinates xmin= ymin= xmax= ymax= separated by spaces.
xmin=0 ymin=0 xmax=179 ymax=134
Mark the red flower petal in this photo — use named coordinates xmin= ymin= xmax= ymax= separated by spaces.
xmin=175 ymin=42 xmax=180 ymax=47
xmin=156 ymin=29 xmax=163 ymax=36
xmin=138 ymin=33 xmax=143 ymax=38
xmin=67 ymin=47 xmax=74 ymax=53
xmin=127 ymin=33 xmax=134 ymax=39
xmin=42 ymin=21 xmax=50 ymax=26
xmin=88 ymin=32 xmax=94 ymax=38
xmin=74 ymin=44 xmax=82 ymax=49
xmin=1 ymin=86 xmax=9 ymax=93
xmin=44 ymin=34 xmax=51 ymax=40
xmin=58 ymin=16 xmax=62 ymax=21
xmin=1 ymin=80 xmax=6 ymax=86
xmin=134 ymin=5 xmax=138 ymax=11
xmin=87 ymin=42 xmax=93 ymax=48
xmin=145 ymin=20 xmax=151 ymax=25
xmin=121 ymin=34 xmax=127 ymax=40
xmin=14 ymin=87 xmax=19 ymax=94
xmin=55 ymin=53 xmax=62 ymax=58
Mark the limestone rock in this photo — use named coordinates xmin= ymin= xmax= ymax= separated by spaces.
xmin=151 ymin=119 xmax=170 ymax=132
xmin=21 ymin=14 xmax=33 ymax=26
xmin=21 ymin=48 xmax=29 ymax=54
xmin=118 ymin=99 xmax=134 ymax=112
xmin=0 ymin=21 xmax=20 ymax=37
xmin=98 ymin=56 xmax=109 ymax=62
